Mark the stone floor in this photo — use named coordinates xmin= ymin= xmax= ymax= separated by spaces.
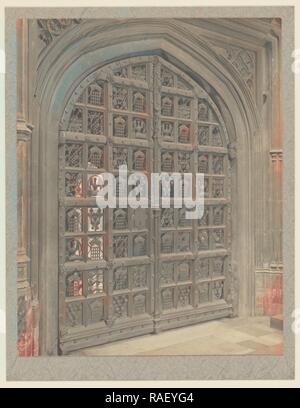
xmin=70 ymin=316 xmax=283 ymax=356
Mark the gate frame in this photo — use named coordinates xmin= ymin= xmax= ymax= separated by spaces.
xmin=31 ymin=19 xmax=261 ymax=355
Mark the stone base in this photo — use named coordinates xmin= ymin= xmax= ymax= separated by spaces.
xmin=255 ymin=269 xmax=283 ymax=316
xmin=270 ymin=314 xmax=283 ymax=331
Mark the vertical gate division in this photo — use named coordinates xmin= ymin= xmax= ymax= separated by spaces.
xmin=58 ymin=56 xmax=233 ymax=353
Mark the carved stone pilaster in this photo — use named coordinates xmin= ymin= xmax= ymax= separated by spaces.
xmin=16 ymin=18 xmax=40 ymax=355
xmin=269 ymin=149 xmax=283 ymax=267
xmin=16 ymin=119 xmax=33 ymax=280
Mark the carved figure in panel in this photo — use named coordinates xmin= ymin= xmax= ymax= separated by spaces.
xmin=87 ymin=83 xmax=104 ymax=106
xmin=180 ymin=175 xmax=193 ymax=200
xmin=88 ymin=236 xmax=104 ymax=261
xmin=198 ymin=283 xmax=209 ymax=304
xmin=88 ymin=207 xmax=103 ymax=232
xmin=213 ymin=206 xmax=224 ymax=225
xmin=211 ymin=126 xmax=222 ymax=146
xmin=198 ymin=230 xmax=209 ymax=250
xmin=195 ymin=258 xmax=209 ymax=280
xmin=88 ymin=174 xmax=103 ymax=197
xmin=178 ymin=208 xmax=192 ymax=227
xmin=161 ymin=232 xmax=173 ymax=253
xmin=161 ymin=95 xmax=174 ymax=116
xmin=87 ymin=270 xmax=104 ymax=295
xmin=113 ymin=235 xmax=128 ymax=258
xmin=178 ymin=152 xmax=191 ymax=172
xmin=161 ymin=68 xmax=174 ymax=87
xmin=87 ymin=110 xmax=104 ymax=135
xmin=113 ymin=147 xmax=128 ymax=169
xmin=65 ymin=237 xmax=83 ymax=262
xmin=133 ymin=150 xmax=146 ymax=171
xmin=66 ymin=272 xmax=83 ymax=297
xmin=177 ymin=232 xmax=190 ymax=252
xmin=133 ymin=117 xmax=146 ymax=138
xmin=160 ymin=178 xmax=174 ymax=198
xmin=198 ymin=154 xmax=209 ymax=173
xmin=198 ymin=126 xmax=209 ymax=145
xmin=112 ymin=86 xmax=128 ymax=110
xmin=66 ymin=302 xmax=82 ymax=327
xmin=132 ymin=265 xmax=147 ymax=288
xmin=65 ymin=172 xmax=82 ymax=197
xmin=161 ymin=208 xmax=174 ymax=227
xmin=160 ymin=263 xmax=174 ymax=284
xmin=113 ymin=66 xmax=128 ymax=78
xmin=199 ymin=207 xmax=209 ymax=226
xmin=213 ymin=257 xmax=224 ymax=277
xmin=113 ymin=208 xmax=128 ymax=230
xmin=212 ymin=229 xmax=225 ymax=249
xmin=161 ymin=152 xmax=174 ymax=172
xmin=212 ymin=281 xmax=224 ymax=300
xmin=68 ymin=107 xmax=83 ymax=132
xmin=133 ymin=293 xmax=146 ymax=315
xmin=113 ymin=115 xmax=127 ymax=138
xmin=133 ymin=234 xmax=147 ymax=256
xmin=178 ymin=123 xmax=190 ymax=144
xmin=177 ymin=262 xmax=190 ymax=282
xmin=132 ymin=208 xmax=147 ymax=229
xmin=133 ymin=91 xmax=146 ymax=113
xmin=115 ymin=176 xmax=129 ymax=198
xmin=161 ymin=121 xmax=174 ymax=141
xmin=204 ymin=177 xmax=209 ymax=198
xmin=178 ymin=97 xmax=191 ymax=119
xmin=178 ymin=286 xmax=191 ymax=308
xmin=213 ymin=155 xmax=224 ymax=174
xmin=212 ymin=178 xmax=224 ymax=198
xmin=88 ymin=145 xmax=104 ymax=169
xmin=86 ymin=299 xmax=104 ymax=325
xmin=198 ymin=99 xmax=209 ymax=121
xmin=65 ymin=143 xmax=83 ymax=168
xmin=161 ymin=288 xmax=174 ymax=310
xmin=132 ymin=64 xmax=147 ymax=81
xmin=113 ymin=267 xmax=128 ymax=290
xmin=113 ymin=295 xmax=128 ymax=320
xmin=66 ymin=208 xmax=82 ymax=232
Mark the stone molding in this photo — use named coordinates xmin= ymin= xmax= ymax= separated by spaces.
xmin=270 ymin=149 xmax=283 ymax=162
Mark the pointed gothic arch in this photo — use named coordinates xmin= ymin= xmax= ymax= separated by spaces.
xmin=29 ymin=20 xmax=265 ymax=354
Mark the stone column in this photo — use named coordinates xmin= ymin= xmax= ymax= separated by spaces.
xmin=16 ymin=18 xmax=39 ymax=356
xmin=267 ymin=21 xmax=283 ymax=316
xmin=255 ymin=23 xmax=283 ymax=316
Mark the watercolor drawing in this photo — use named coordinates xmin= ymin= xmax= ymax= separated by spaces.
xmin=15 ymin=17 xmax=284 ymax=358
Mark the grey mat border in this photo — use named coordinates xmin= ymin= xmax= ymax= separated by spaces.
xmin=5 ymin=6 xmax=294 ymax=381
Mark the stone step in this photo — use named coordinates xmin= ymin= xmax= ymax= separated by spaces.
xmin=270 ymin=314 xmax=283 ymax=331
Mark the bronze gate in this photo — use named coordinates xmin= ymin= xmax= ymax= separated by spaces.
xmin=58 ymin=56 xmax=232 ymax=353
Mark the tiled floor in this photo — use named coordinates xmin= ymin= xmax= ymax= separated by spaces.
xmin=70 ymin=316 xmax=283 ymax=356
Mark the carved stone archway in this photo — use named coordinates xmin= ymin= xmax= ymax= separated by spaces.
xmin=17 ymin=18 xmax=282 ymax=355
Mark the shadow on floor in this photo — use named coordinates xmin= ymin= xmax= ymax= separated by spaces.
xmin=69 ymin=316 xmax=283 ymax=356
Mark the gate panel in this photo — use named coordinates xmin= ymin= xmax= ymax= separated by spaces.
xmin=58 ymin=55 xmax=232 ymax=353
xmin=153 ymin=58 xmax=232 ymax=332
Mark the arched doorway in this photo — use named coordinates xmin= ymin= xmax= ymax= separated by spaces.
xmin=58 ymin=56 xmax=232 ymax=353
